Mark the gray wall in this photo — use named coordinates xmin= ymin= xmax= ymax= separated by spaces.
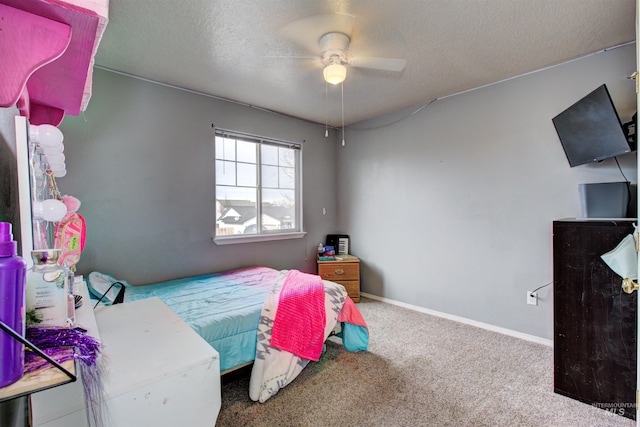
xmin=1 ymin=44 xmax=635 ymax=340
xmin=337 ymin=43 xmax=637 ymax=340
xmin=57 ymin=69 xmax=338 ymax=285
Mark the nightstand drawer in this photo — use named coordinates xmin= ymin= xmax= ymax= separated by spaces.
xmin=318 ymin=263 xmax=359 ymax=281
xmin=335 ymin=280 xmax=360 ymax=302
xmin=317 ymin=255 xmax=361 ymax=303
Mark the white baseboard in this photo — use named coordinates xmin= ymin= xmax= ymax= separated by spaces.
xmin=360 ymin=292 xmax=553 ymax=347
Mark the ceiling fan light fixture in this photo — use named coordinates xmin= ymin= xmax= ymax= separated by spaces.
xmin=323 ymin=63 xmax=347 ymax=85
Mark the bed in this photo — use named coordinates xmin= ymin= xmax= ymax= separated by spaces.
xmin=86 ymin=266 xmax=368 ymax=402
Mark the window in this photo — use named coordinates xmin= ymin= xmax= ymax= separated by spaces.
xmin=214 ymin=129 xmax=304 ymax=243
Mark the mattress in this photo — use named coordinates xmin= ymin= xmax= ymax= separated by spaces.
xmin=123 ymin=266 xmax=279 ymax=372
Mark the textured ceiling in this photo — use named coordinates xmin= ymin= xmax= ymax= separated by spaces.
xmin=95 ymin=0 xmax=636 ymax=127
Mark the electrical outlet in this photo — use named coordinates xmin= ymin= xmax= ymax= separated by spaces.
xmin=527 ymin=291 xmax=538 ymax=306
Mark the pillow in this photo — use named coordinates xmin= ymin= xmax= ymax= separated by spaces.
xmin=86 ymin=271 xmax=130 ymax=305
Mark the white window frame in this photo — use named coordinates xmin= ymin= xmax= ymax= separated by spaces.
xmin=213 ymin=128 xmax=305 ymax=245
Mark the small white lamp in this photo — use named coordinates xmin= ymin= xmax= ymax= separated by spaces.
xmin=32 ymin=199 xmax=67 ymax=222
xmin=28 ymin=124 xmax=64 ymax=148
xmin=40 ymin=144 xmax=65 ymax=156
xmin=52 ymin=168 xmax=67 ymax=178
xmin=46 ymin=153 xmax=65 ymax=164
xmin=47 ymin=161 xmax=65 ymax=171
xmin=601 ymin=233 xmax=638 ymax=293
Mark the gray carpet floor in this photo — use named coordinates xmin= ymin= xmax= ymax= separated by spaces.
xmin=216 ymin=297 xmax=635 ymax=426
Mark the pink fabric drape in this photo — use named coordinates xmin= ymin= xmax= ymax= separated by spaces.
xmin=270 ymin=270 xmax=326 ymax=361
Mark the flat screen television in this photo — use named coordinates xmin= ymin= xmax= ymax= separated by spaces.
xmin=552 ymin=84 xmax=632 ymax=167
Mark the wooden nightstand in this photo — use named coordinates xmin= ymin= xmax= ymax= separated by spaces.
xmin=317 ymin=255 xmax=360 ymax=302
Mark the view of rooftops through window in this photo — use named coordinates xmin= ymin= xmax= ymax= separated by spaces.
xmin=215 ymin=133 xmax=300 ymax=236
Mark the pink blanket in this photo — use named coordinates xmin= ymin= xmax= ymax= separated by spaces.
xmin=270 ymin=270 xmax=326 ymax=361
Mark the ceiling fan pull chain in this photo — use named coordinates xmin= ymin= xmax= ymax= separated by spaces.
xmin=341 ymin=81 xmax=345 ymax=147
xmin=325 ymin=80 xmax=329 ymax=138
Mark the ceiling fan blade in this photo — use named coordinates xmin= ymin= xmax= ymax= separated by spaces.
xmin=263 ymin=55 xmax=320 ymax=60
xmin=349 ymin=57 xmax=407 ymax=72
xmin=263 ymin=55 xmax=324 ymax=69
xmin=280 ymin=13 xmax=355 ymax=55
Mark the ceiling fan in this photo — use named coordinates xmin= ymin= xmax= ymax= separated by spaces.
xmin=279 ymin=13 xmax=407 ymax=85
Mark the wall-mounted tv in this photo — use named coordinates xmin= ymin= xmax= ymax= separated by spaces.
xmin=552 ymin=84 xmax=632 ymax=167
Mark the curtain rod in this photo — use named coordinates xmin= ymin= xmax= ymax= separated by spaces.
xmin=213 ymin=126 xmax=302 ymax=148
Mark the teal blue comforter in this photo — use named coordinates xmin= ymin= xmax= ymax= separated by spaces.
xmin=124 ymin=266 xmax=279 ymax=372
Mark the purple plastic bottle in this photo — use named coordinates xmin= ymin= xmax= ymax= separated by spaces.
xmin=0 ymin=222 xmax=27 ymax=387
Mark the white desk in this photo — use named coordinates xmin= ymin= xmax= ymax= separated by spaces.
xmin=31 ymin=289 xmax=221 ymax=427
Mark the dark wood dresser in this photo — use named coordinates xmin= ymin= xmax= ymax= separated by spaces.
xmin=553 ymin=219 xmax=637 ymax=420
